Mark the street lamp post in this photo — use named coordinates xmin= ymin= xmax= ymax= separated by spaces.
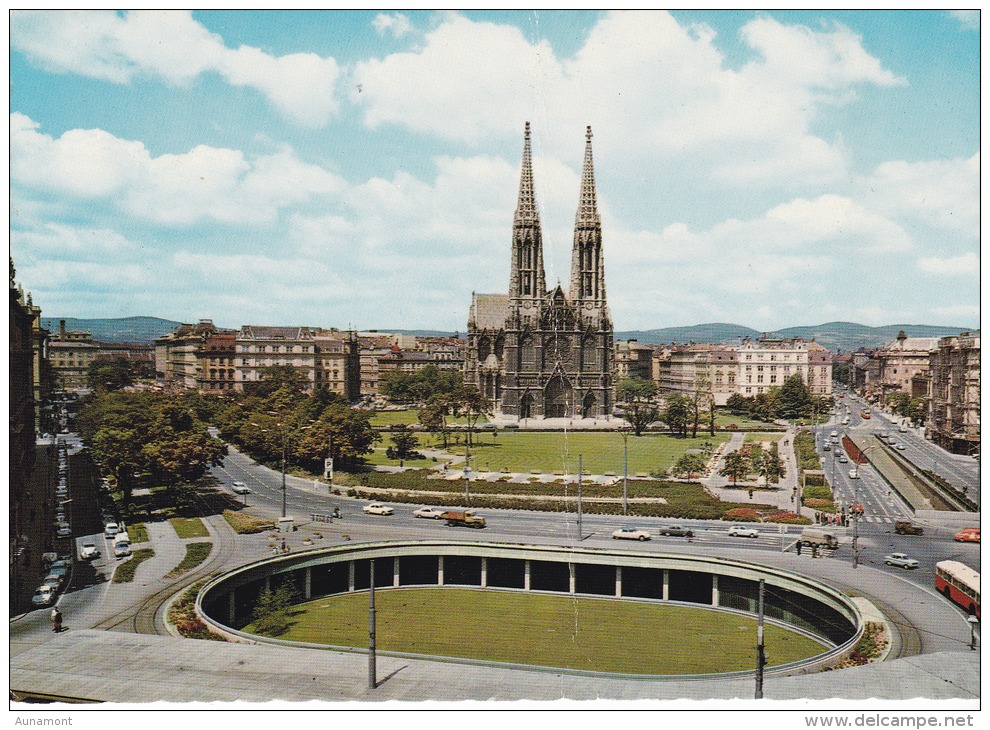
xmin=852 ymin=444 xmax=880 ymax=569
xmin=622 ymin=429 xmax=629 ymax=516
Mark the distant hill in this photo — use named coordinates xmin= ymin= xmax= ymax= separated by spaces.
xmin=42 ymin=316 xmax=182 ymax=344
xmin=617 ymin=322 xmax=974 ymax=352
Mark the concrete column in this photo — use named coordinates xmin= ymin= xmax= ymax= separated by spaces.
xmin=438 ymin=556 xmax=444 ymax=586
xmin=524 ymin=560 xmax=531 ymax=591
xmin=712 ymin=573 xmax=719 ymax=607
xmin=569 ymin=563 xmax=576 ymax=594
xmin=228 ymin=590 xmax=236 ymax=625
xmin=393 ymin=557 xmax=400 ymax=588
xmin=305 ymin=567 xmax=312 ymax=600
xmin=662 ymin=569 xmax=669 ymax=601
xmin=615 ymin=566 xmax=622 ymax=598
xmin=348 ymin=561 xmax=355 ymax=592
xmin=481 ymin=557 xmax=487 ymax=587
xmin=264 ymin=575 xmax=271 ymax=593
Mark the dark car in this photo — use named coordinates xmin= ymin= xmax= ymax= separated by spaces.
xmin=657 ymin=524 xmax=694 ymax=538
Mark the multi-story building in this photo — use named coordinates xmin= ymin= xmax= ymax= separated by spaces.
xmin=48 ymin=320 xmax=99 ymax=391
xmin=465 ymin=123 xmax=614 ymax=419
xmin=873 ymin=331 xmax=939 ymax=403
xmin=614 ymin=340 xmax=654 ymax=382
xmin=155 ymin=320 xmax=234 ymax=390
xmin=656 ymin=338 xmax=832 ymax=405
xmin=314 ymin=330 xmax=360 ymax=400
xmin=928 ymin=333 xmax=980 ymax=454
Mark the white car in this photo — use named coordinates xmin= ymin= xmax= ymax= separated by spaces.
xmin=413 ymin=507 xmax=447 ymax=519
xmin=363 ymin=503 xmax=394 ymax=516
xmin=895 ymin=443 xmax=906 ymax=451
xmin=31 ymin=585 xmax=57 ymax=607
xmin=79 ymin=543 xmax=100 ymax=560
xmin=231 ymin=481 xmax=251 ymax=494
xmin=884 ymin=553 xmax=919 ymax=570
xmin=612 ymin=526 xmax=651 ymax=541
xmin=848 ymin=468 xmax=859 ymax=479
xmin=727 ymin=525 xmax=760 ymax=538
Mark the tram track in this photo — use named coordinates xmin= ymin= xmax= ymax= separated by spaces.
xmin=91 ymin=514 xmax=241 ymax=636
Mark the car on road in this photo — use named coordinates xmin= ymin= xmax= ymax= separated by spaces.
xmin=727 ymin=525 xmax=760 ymax=538
xmin=231 ymin=481 xmax=251 ymax=494
xmin=79 ymin=543 xmax=100 ymax=560
xmin=363 ymin=503 xmax=394 ymax=516
xmin=823 ymin=443 xmax=831 ymax=451
xmin=657 ymin=524 xmax=694 ymax=538
xmin=954 ymin=528 xmax=980 ymax=543
xmin=884 ymin=553 xmax=920 ymax=570
xmin=104 ymin=522 xmax=119 ymax=539
xmin=56 ymin=524 xmax=72 ymax=538
xmin=412 ymin=507 xmax=447 ymax=519
xmin=895 ymin=443 xmax=906 ymax=451
xmin=848 ymin=468 xmax=859 ymax=479
xmin=612 ymin=526 xmax=651 ymax=541
xmin=31 ymin=585 xmax=57 ymax=607
xmin=838 ymin=454 xmax=848 ymax=463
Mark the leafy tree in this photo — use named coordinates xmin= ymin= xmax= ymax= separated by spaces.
xmin=832 ymin=361 xmax=850 ymax=385
xmin=449 ymin=384 xmax=490 ymax=447
xmin=618 ymin=378 xmax=659 ymax=436
xmin=725 ymin=393 xmax=751 ymax=416
xmin=719 ymin=451 xmax=749 ymax=486
xmin=87 ymin=358 xmax=135 ymax=392
xmin=251 ymin=582 xmax=301 ymax=637
xmin=380 ymin=365 xmax=462 ymax=404
xmin=242 ymin=365 xmax=306 ymax=400
xmin=779 ymin=373 xmax=812 ymax=419
xmin=662 ymin=393 xmax=690 ymax=437
xmin=672 ymin=453 xmax=708 ymax=478
xmin=385 ymin=424 xmax=420 ymax=462
xmin=750 ymin=389 xmax=782 ymax=423
xmin=691 ymin=369 xmax=714 ymax=438
xmin=419 ymin=396 xmax=452 ymax=448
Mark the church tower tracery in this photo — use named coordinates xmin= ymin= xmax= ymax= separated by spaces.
xmin=466 ymin=123 xmax=613 ymax=420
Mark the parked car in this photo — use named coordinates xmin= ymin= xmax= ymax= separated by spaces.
xmin=412 ymin=507 xmax=447 ymax=519
xmin=838 ymin=455 xmax=848 ymax=463
xmin=727 ymin=525 xmax=760 ymax=538
xmin=884 ymin=553 xmax=919 ymax=570
xmin=42 ymin=574 xmax=63 ymax=591
xmin=657 ymin=524 xmax=694 ymax=538
xmin=56 ymin=524 xmax=72 ymax=538
xmin=823 ymin=443 xmax=831 ymax=452
xmin=895 ymin=443 xmax=906 ymax=451
xmin=231 ymin=481 xmax=251 ymax=494
xmin=612 ymin=526 xmax=651 ymax=541
xmin=79 ymin=542 xmax=100 ymax=560
xmin=104 ymin=522 xmax=119 ymax=539
xmin=31 ymin=585 xmax=57 ymax=607
xmin=363 ymin=503 xmax=394 ymax=516
xmin=848 ymin=468 xmax=859 ymax=479
xmin=954 ymin=528 xmax=981 ymax=543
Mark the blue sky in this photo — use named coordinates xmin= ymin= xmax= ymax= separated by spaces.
xmin=9 ymin=10 xmax=980 ymax=332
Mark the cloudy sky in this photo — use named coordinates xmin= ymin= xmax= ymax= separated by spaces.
xmin=9 ymin=10 xmax=980 ymax=332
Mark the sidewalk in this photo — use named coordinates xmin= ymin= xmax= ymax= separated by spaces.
xmin=703 ymin=431 xmax=798 ymax=512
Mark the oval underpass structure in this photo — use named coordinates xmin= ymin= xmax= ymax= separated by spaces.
xmin=197 ymin=541 xmax=863 ymax=677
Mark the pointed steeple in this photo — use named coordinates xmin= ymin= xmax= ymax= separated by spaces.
xmin=509 ymin=121 xmax=546 ymax=301
xmin=569 ymin=126 xmax=606 ymax=305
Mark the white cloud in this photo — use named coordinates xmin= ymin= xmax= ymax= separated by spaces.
xmin=11 ymin=223 xmax=134 ymax=258
xmin=10 ymin=10 xmax=340 ymax=127
xmin=373 ymin=13 xmax=414 ymax=38
xmin=10 ymin=114 xmax=345 ymax=226
xmin=917 ymin=252 xmax=979 ymax=276
xmin=856 ymin=153 xmax=980 ymax=236
xmin=948 ymin=10 xmax=980 ymax=31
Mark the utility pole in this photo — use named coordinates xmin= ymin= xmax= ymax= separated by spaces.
xmin=368 ymin=559 xmax=377 ymax=689
xmin=623 ymin=432 xmax=629 ymax=515
xmin=280 ymin=429 xmax=287 ymax=519
xmin=577 ymin=455 xmax=583 ymax=540
xmin=756 ymin=578 xmax=766 ymax=699
xmin=464 ymin=436 xmax=471 ymax=506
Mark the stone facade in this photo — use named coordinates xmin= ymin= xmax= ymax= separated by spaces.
xmin=874 ymin=331 xmax=939 ymax=403
xmin=928 ymin=333 xmax=980 ymax=454
xmin=465 ymin=124 xmax=613 ymax=419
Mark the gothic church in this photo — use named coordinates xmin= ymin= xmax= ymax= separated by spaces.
xmin=465 ymin=123 xmax=614 ymax=419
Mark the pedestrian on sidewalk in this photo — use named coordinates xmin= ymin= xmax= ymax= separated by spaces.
xmin=51 ymin=606 xmax=62 ymax=633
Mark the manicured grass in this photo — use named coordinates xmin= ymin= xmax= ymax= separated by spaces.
xmin=441 ymin=431 xmax=730 ymax=475
xmin=166 ymin=542 xmax=212 ymax=578
xmin=112 ymin=549 xmax=155 ymax=583
xmin=242 ymin=588 xmax=825 ymax=675
xmin=126 ymin=522 xmax=150 ymax=544
xmin=169 ymin=517 xmax=209 ymax=539
xmin=361 ymin=432 xmax=438 ymax=467
xmin=714 ymin=412 xmax=783 ymax=430
xmin=223 ymin=510 xmax=275 ymax=534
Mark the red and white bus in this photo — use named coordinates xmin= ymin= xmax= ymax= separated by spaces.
xmin=935 ymin=560 xmax=980 ymax=618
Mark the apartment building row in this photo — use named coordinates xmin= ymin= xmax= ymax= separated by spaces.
xmin=653 ymin=337 xmax=833 ymax=406
xmin=850 ymin=330 xmax=980 ymax=455
xmin=154 ymin=322 xmax=466 ymax=400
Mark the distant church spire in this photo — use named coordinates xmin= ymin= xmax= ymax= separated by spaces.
xmin=569 ymin=125 xmax=606 ymax=304
xmin=509 ymin=121 xmax=546 ymax=300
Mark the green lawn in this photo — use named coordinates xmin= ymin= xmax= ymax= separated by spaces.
xmin=169 ymin=517 xmax=210 ymax=538
xmin=242 ymin=588 xmax=825 ymax=675
xmin=112 ymin=549 xmax=155 ymax=583
xmin=743 ymin=432 xmax=785 ymax=444
xmin=441 ymin=431 xmax=729 ymax=475
xmin=166 ymin=542 xmax=212 ymax=578
xmin=126 ymin=522 xmax=150 ymax=544
xmin=714 ymin=412 xmax=783 ymax=430
xmin=368 ymin=409 xmax=488 ymax=428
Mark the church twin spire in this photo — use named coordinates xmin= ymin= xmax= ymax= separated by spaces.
xmin=509 ymin=122 xmax=605 ymax=306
